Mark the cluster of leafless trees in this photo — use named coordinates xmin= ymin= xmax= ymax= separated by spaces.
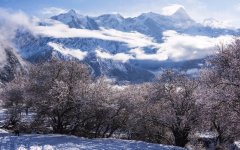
xmin=1 ymin=39 xmax=240 ymax=148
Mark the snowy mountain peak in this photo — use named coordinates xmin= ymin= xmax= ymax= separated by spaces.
xmin=162 ymin=4 xmax=192 ymax=21
xmin=110 ymin=13 xmax=124 ymax=19
xmin=51 ymin=9 xmax=80 ymax=24
xmin=137 ymin=6 xmax=193 ymax=26
xmin=95 ymin=14 xmax=125 ymax=30
xmin=171 ymin=8 xmax=192 ymax=21
xmin=140 ymin=12 xmax=162 ymax=19
xmin=203 ymin=18 xmax=233 ymax=29
xmin=66 ymin=9 xmax=78 ymax=16
xmin=51 ymin=9 xmax=99 ymax=29
xmin=98 ymin=14 xmax=124 ymax=22
xmin=162 ymin=4 xmax=185 ymax=16
xmin=172 ymin=7 xmax=188 ymax=16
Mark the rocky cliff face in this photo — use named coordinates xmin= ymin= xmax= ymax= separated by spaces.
xmin=0 ymin=46 xmax=25 ymax=83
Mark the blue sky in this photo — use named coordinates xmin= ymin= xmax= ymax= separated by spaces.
xmin=1 ymin=0 xmax=240 ymax=27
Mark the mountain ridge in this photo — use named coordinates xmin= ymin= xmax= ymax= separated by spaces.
xmin=11 ymin=8 xmax=239 ymax=83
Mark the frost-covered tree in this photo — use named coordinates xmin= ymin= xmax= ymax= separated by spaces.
xmin=148 ymin=70 xmax=200 ymax=147
xmin=26 ymin=59 xmax=90 ymax=133
xmin=76 ymin=77 xmax=132 ymax=138
xmin=2 ymin=76 xmax=28 ymax=127
xmin=200 ymin=39 xmax=240 ymax=145
xmin=122 ymin=83 xmax=171 ymax=144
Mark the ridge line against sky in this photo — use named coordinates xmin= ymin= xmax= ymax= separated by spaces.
xmin=0 ymin=0 xmax=240 ymax=27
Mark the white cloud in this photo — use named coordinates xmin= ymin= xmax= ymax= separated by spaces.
xmin=0 ymin=8 xmax=159 ymax=63
xmin=48 ymin=42 xmax=87 ymax=60
xmin=96 ymin=49 xmax=133 ymax=63
xmin=32 ymin=20 xmax=157 ymax=48
xmin=0 ymin=8 xmax=235 ymax=64
xmin=161 ymin=4 xmax=185 ymax=16
xmin=0 ymin=8 xmax=33 ymax=41
xmin=159 ymin=30 xmax=233 ymax=61
xmin=96 ymin=30 xmax=233 ymax=62
xmin=130 ymin=48 xmax=168 ymax=61
xmin=0 ymin=8 xmax=34 ymax=66
xmin=35 ymin=20 xmax=233 ymax=62
xmin=203 ymin=18 xmax=233 ymax=29
xmin=41 ymin=7 xmax=67 ymax=17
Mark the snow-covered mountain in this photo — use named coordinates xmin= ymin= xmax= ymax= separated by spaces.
xmin=12 ymin=7 xmax=239 ymax=83
xmin=51 ymin=9 xmax=99 ymax=30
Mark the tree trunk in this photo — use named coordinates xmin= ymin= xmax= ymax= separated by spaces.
xmin=173 ymin=130 xmax=189 ymax=147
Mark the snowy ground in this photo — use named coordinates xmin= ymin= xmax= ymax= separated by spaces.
xmin=0 ymin=109 xmax=186 ymax=150
xmin=234 ymin=141 xmax=240 ymax=149
xmin=0 ymin=129 xmax=185 ymax=150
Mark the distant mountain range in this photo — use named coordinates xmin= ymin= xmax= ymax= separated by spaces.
xmin=3 ymin=6 xmax=238 ymax=83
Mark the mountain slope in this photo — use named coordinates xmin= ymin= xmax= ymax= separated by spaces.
xmin=14 ymin=30 xmax=155 ymax=83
